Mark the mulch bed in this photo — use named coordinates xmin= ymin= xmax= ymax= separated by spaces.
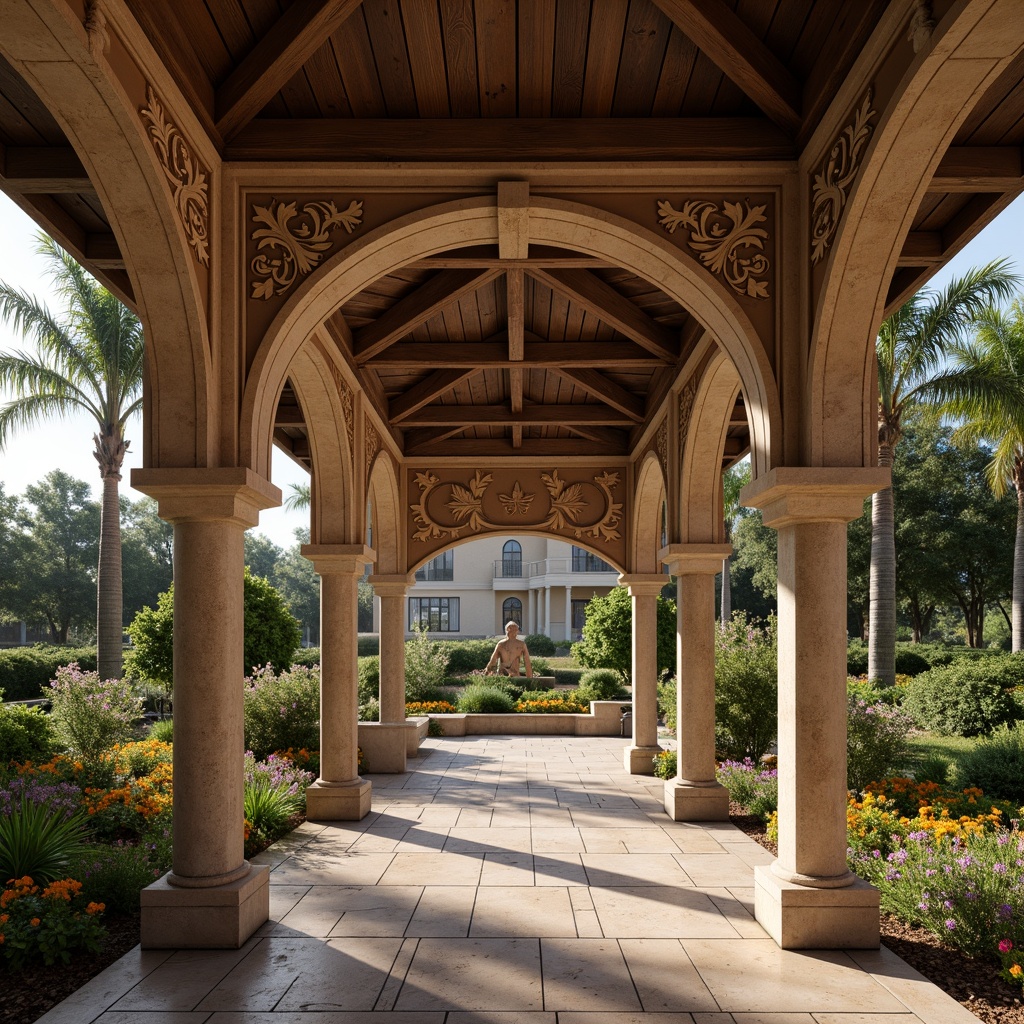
xmin=730 ymin=805 xmax=1024 ymax=1024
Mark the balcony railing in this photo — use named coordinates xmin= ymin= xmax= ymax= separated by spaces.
xmin=493 ymin=557 xmax=617 ymax=579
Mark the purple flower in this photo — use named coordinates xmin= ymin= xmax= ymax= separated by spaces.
xmin=994 ymin=863 xmax=1008 ymax=875
xmin=945 ymin=919 xmax=957 ymax=931
xmin=999 ymin=904 xmax=1014 ymax=921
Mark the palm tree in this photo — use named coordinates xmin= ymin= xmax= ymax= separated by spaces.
xmin=0 ymin=235 xmax=143 ymax=680
xmin=871 ymin=260 xmax=1019 ymax=683
xmin=944 ymin=298 xmax=1024 ymax=652
xmin=284 ymin=482 xmax=311 ymax=511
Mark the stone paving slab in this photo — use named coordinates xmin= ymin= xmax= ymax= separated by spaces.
xmin=41 ymin=736 xmax=972 ymax=1024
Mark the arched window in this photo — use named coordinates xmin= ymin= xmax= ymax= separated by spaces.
xmin=502 ymin=596 xmax=523 ymax=629
xmin=502 ymin=539 xmax=522 ymax=577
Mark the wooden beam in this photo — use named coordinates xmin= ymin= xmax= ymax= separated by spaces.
xmin=390 ymin=369 xmax=479 ymax=422
xmin=215 ymin=0 xmax=365 ymax=140
xmin=507 ymin=269 xmax=524 ymax=361
xmin=226 ymin=118 xmax=796 ymax=161
xmin=530 ymin=268 xmax=678 ymax=362
xmin=512 ymin=424 xmax=523 ymax=449
xmin=0 ymin=145 xmax=92 ymax=193
xmin=897 ymin=232 xmax=943 ymax=267
xmin=411 ymin=255 xmax=615 ymax=269
xmin=368 ymin=338 xmax=667 ymax=368
xmin=564 ymin=424 xmax=630 ymax=447
xmin=547 ymin=367 xmax=644 ymax=420
xmin=354 ymin=269 xmax=501 ymax=363
xmin=402 ymin=426 xmax=468 ymax=452
xmin=404 ymin=437 xmax=628 ymax=457
xmin=400 ymin=405 xmax=634 ymax=427
xmin=929 ymin=146 xmax=1023 ymax=192
xmin=274 ymin=405 xmax=306 ymax=426
xmin=650 ymin=0 xmax=801 ymax=135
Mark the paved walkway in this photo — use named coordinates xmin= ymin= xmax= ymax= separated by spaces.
xmin=41 ymin=736 xmax=976 ymax=1023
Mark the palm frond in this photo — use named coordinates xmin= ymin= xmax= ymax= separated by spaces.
xmin=0 ymin=394 xmax=93 ymax=450
xmin=0 ymin=353 xmax=102 ymax=423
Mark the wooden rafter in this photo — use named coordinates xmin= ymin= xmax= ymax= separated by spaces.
xmin=404 ymin=437 xmax=629 ymax=457
xmin=226 ymin=118 xmax=796 ymax=161
xmin=546 ymin=367 xmax=644 ymax=421
xmin=274 ymin=406 xmax=306 ymax=427
xmin=215 ymin=0 xmax=365 ymax=140
xmin=403 ymin=426 xmax=469 ymax=453
xmin=650 ymin=0 xmax=801 ymax=136
xmin=507 ymin=269 xmax=524 ymax=437
xmin=399 ymin=405 xmax=634 ymax=427
xmin=529 ymin=268 xmax=678 ymax=362
xmin=0 ymin=145 xmax=92 ymax=193
xmin=367 ymin=337 xmax=667 ymax=368
xmin=389 ymin=369 xmax=479 ymax=423
xmin=353 ymin=269 xmax=502 ymax=363
xmin=929 ymin=146 xmax=1023 ymax=192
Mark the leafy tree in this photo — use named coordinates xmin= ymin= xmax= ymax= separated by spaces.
xmin=120 ymin=496 xmax=172 ymax=624
xmin=275 ymin=541 xmax=320 ymax=645
xmin=732 ymin=509 xmax=778 ymax=601
xmin=721 ymin=462 xmax=750 ymax=625
xmin=127 ymin=569 xmax=302 ymax=692
xmin=9 ymin=471 xmax=98 ymax=644
xmin=571 ymin=586 xmax=676 ymax=683
xmin=871 ymin=261 xmax=1019 ymax=684
xmin=0 ymin=483 xmax=30 ymax=619
xmin=244 ymin=532 xmax=283 ymax=582
xmin=944 ymin=298 xmax=1024 ymax=651
xmin=0 ymin=236 xmax=144 ymax=679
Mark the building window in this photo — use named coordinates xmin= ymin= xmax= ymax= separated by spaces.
xmin=409 ymin=597 xmax=460 ymax=632
xmin=415 ymin=549 xmax=454 ymax=581
xmin=571 ymin=545 xmax=613 ymax=572
xmin=571 ymin=599 xmax=589 ymax=638
xmin=502 ymin=596 xmax=523 ymax=629
xmin=501 ymin=539 xmax=522 ymax=577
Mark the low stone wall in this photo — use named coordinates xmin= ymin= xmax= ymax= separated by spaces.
xmin=430 ymin=701 xmax=629 ymax=738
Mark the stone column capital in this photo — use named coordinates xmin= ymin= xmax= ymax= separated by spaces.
xmin=368 ymin=572 xmax=416 ymax=597
xmin=302 ymin=544 xmax=376 ymax=576
xmin=739 ymin=467 xmax=889 ymax=529
xmin=131 ymin=467 xmax=280 ymax=529
xmin=659 ymin=543 xmax=732 ymax=576
xmin=617 ymin=573 xmax=668 ymax=597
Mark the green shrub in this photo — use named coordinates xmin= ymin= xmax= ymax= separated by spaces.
xmin=48 ymin=664 xmax=143 ymax=760
xmin=577 ymin=668 xmax=626 ymax=701
xmin=657 ymin=681 xmax=676 ymax=730
xmin=653 ymin=750 xmax=677 ymax=779
xmin=912 ymin=754 xmax=951 ymax=785
xmin=901 ymin=665 xmax=1016 ymax=737
xmin=358 ymin=636 xmax=380 ymax=657
xmin=445 ymin=639 xmax=495 ymax=674
xmin=72 ymin=833 xmax=172 ymax=914
xmin=0 ymin=646 xmax=97 ymax=702
xmin=405 ymin=625 xmax=452 ymax=701
xmin=846 ymin=697 xmax=914 ymax=792
xmin=290 ymin=647 xmax=321 ymax=668
xmin=715 ymin=614 xmax=777 ymax=762
xmin=949 ymin=723 xmax=1024 ymax=803
xmin=553 ymin=668 xmax=584 ymax=688
xmin=148 ymin=718 xmax=174 ymax=743
xmin=530 ymin=657 xmax=552 ymax=676
xmin=847 ymin=640 xmax=868 ymax=677
xmin=518 ymin=688 xmax=565 ymax=703
xmin=243 ymin=664 xmax=320 ymax=760
xmin=456 ymin=685 xmax=516 ymax=713
xmin=483 ymin=677 xmax=528 ymax=701
xmin=0 ymin=703 xmax=57 ymax=765
xmin=894 ymin=647 xmax=931 ymax=676
xmin=359 ymin=697 xmax=380 ymax=721
xmin=524 ymin=634 xmax=556 ymax=656
xmin=358 ymin=655 xmax=380 ymax=703
xmin=127 ymin=570 xmax=302 ymax=690
xmin=0 ymin=796 xmax=92 ymax=885
xmin=716 ymin=758 xmax=778 ymax=820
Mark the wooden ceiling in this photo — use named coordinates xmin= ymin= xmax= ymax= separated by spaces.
xmin=2 ymin=1 xmax=1023 ymax=464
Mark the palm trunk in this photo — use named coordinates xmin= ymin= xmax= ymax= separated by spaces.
xmin=95 ymin=427 xmax=126 ymax=680
xmin=720 ymin=556 xmax=731 ymax=628
xmin=1015 ymin=472 xmax=1024 ymax=653
xmin=868 ymin=442 xmax=897 ymax=687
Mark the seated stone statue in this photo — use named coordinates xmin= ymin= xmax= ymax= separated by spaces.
xmin=484 ymin=621 xmax=533 ymax=678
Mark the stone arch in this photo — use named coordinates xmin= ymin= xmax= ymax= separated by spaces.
xmin=0 ymin=1 xmax=212 ymax=468
xmin=286 ymin=342 xmax=355 ymax=545
xmin=241 ymin=196 xmax=781 ymax=480
xmin=632 ymin=451 xmax=667 ymax=574
xmin=809 ymin=0 xmax=1024 ymax=467
xmin=367 ymin=454 xmax=402 ymax=574
xmin=680 ymin=352 xmax=741 ymax=544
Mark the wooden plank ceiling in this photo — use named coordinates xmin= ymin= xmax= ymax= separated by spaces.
xmin=2 ymin=1 xmax=1023 ymax=462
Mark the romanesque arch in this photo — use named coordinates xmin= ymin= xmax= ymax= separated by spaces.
xmin=240 ymin=196 xmax=781 ymax=482
xmin=632 ymin=452 xmax=667 ymax=574
xmin=808 ymin=0 xmax=1024 ymax=467
xmin=367 ymin=453 xmax=403 ymax=574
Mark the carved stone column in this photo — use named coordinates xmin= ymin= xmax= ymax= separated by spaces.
xmin=619 ymin=574 xmax=667 ymax=774
xmin=742 ymin=468 xmax=887 ymax=949
xmin=564 ymin=585 xmax=572 ymax=642
xmin=132 ymin=468 xmax=279 ymax=949
xmin=660 ymin=544 xmax=732 ymax=820
xmin=369 ymin=573 xmax=414 ymax=723
xmin=303 ymin=545 xmax=375 ymax=820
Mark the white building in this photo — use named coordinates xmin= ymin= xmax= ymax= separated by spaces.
xmin=374 ymin=536 xmax=619 ymax=642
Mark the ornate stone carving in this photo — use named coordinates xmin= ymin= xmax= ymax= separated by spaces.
xmin=655 ymin=420 xmax=668 ymax=474
xmin=331 ymin=365 xmax=355 ymax=457
xmin=85 ymin=1 xmax=110 ymax=56
xmin=811 ymin=90 xmax=877 ymax=264
xmin=140 ymin=86 xmax=209 ymax=267
xmin=364 ymin=418 xmax=381 ymax=481
xmin=250 ymin=198 xmax=363 ymax=299
xmin=908 ymin=1 xmax=935 ymax=52
xmin=678 ymin=379 xmax=697 ymax=456
xmin=412 ymin=469 xmax=623 ymax=544
xmin=657 ymin=198 xmax=770 ymax=299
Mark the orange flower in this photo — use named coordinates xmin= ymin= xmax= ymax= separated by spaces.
xmin=29 ymin=917 xmax=40 ymax=927
xmin=85 ymin=902 xmax=105 ymax=916
xmin=1011 ymin=964 xmax=1023 ymax=978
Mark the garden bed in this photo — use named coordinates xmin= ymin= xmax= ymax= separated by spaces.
xmin=428 ymin=700 xmax=628 ymax=737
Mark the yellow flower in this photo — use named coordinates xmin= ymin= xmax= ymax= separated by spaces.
xmin=85 ymin=902 xmax=105 ymax=916
xmin=1011 ymin=964 xmax=1023 ymax=978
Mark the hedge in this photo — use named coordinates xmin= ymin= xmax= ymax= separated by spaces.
xmin=0 ymin=646 xmax=97 ymax=702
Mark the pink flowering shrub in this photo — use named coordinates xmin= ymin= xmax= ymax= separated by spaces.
xmin=846 ymin=696 xmax=914 ymax=791
xmin=48 ymin=664 xmax=143 ymax=760
xmin=243 ymin=664 xmax=320 ymax=759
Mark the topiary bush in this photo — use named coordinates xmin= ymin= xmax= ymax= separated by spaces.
xmin=445 ymin=639 xmax=495 ymax=674
xmin=577 ymin=668 xmax=626 ymax=702
xmin=456 ymin=685 xmax=516 ymax=713
xmin=553 ymin=668 xmax=584 ymax=688
xmin=243 ymin=663 xmax=320 ymax=760
xmin=524 ymin=633 xmax=556 ymax=656
xmin=949 ymin=723 xmax=1024 ymax=804
xmin=0 ymin=702 xmax=57 ymax=765
xmin=902 ymin=665 xmax=1017 ymax=737
xmin=0 ymin=646 xmax=97 ymax=702
xmin=290 ymin=647 xmax=321 ymax=669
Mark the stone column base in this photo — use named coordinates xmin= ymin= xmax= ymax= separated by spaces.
xmin=663 ymin=779 xmax=730 ymax=821
xmin=140 ymin=864 xmax=269 ymax=949
xmin=624 ymin=745 xmax=661 ymax=775
xmin=305 ymin=778 xmax=373 ymax=821
xmin=754 ymin=863 xmax=880 ymax=949
xmin=357 ymin=721 xmax=413 ymax=772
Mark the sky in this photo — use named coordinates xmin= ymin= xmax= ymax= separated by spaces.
xmin=1 ymin=188 xmax=1023 ymax=549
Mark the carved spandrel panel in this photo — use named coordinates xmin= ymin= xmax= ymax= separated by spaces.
xmin=406 ymin=466 xmax=628 ymax=570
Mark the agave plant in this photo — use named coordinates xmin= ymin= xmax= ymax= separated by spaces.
xmin=0 ymin=795 xmax=92 ymax=885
